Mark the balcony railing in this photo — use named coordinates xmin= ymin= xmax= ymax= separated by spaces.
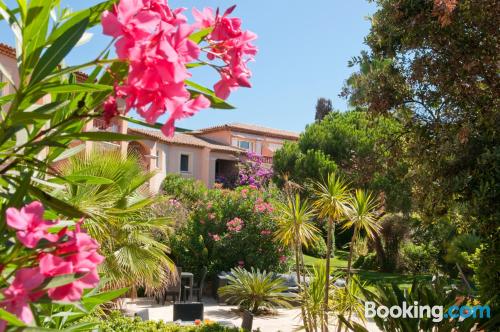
xmin=249 ymin=154 xmax=273 ymax=164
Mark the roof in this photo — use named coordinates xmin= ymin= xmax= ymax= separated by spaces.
xmin=192 ymin=123 xmax=300 ymax=140
xmin=0 ymin=43 xmax=89 ymax=81
xmin=129 ymin=127 xmax=244 ymax=154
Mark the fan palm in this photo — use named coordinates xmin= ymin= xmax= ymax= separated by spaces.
xmin=312 ymin=172 xmax=350 ymax=331
xmin=274 ymin=193 xmax=320 ymax=331
xmin=54 ymin=150 xmax=175 ymax=293
xmin=218 ymin=267 xmax=292 ymax=314
xmin=343 ymin=189 xmax=380 ymax=283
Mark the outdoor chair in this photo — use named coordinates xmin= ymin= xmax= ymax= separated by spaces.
xmin=173 ymin=302 xmax=204 ymax=322
xmin=160 ymin=267 xmax=182 ymax=304
xmin=184 ymin=266 xmax=207 ymax=302
xmin=241 ymin=310 xmax=253 ymax=331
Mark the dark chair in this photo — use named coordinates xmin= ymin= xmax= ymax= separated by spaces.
xmin=241 ymin=310 xmax=253 ymax=331
xmin=173 ymin=302 xmax=204 ymax=322
xmin=184 ymin=267 xmax=207 ymax=302
xmin=162 ymin=267 xmax=182 ymax=304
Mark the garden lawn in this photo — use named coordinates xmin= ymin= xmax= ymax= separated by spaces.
xmin=302 ymin=251 xmax=432 ymax=290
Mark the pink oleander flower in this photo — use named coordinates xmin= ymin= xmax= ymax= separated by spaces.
xmin=208 ymin=213 xmax=216 ymax=220
xmin=226 ymin=217 xmax=244 ymax=232
xmin=279 ymin=255 xmax=287 ymax=263
xmin=0 ymin=268 xmax=45 ymax=328
xmin=193 ymin=6 xmax=257 ymax=100
xmin=39 ymin=223 xmax=104 ymax=302
xmin=260 ymin=230 xmax=272 ymax=236
xmin=238 ymin=260 xmax=245 ymax=267
xmin=6 ymin=201 xmax=58 ymax=248
xmin=102 ymin=0 xmax=210 ymax=137
xmin=240 ymin=188 xmax=248 ymax=198
xmin=103 ymin=95 xmax=119 ymax=125
xmin=208 ymin=233 xmax=221 ymax=241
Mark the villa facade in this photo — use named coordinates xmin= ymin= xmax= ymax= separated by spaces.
xmin=1 ymin=43 xmax=299 ymax=192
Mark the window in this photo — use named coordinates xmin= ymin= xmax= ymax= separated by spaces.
xmin=180 ymin=154 xmax=190 ymax=172
xmin=238 ymin=140 xmax=251 ymax=150
xmin=155 ymin=149 xmax=161 ymax=169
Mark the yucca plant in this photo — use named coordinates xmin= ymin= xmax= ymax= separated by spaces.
xmin=330 ymin=275 xmax=366 ymax=332
xmin=312 ymin=172 xmax=351 ymax=331
xmin=54 ymin=150 xmax=175 ymax=293
xmin=218 ymin=267 xmax=293 ymax=314
xmin=299 ymin=262 xmax=331 ymax=332
xmin=343 ymin=189 xmax=380 ymax=284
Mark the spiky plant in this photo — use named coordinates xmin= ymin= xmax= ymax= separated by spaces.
xmin=274 ymin=193 xmax=321 ymax=331
xmin=54 ymin=150 xmax=175 ymax=293
xmin=312 ymin=172 xmax=351 ymax=331
xmin=218 ymin=267 xmax=292 ymax=314
xmin=330 ymin=275 xmax=366 ymax=332
xmin=343 ymin=189 xmax=380 ymax=283
xmin=299 ymin=262 xmax=331 ymax=332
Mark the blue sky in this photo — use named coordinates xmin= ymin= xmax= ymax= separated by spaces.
xmin=1 ymin=0 xmax=375 ymax=132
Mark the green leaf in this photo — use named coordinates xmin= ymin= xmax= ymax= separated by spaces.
xmin=52 ymin=175 xmax=114 ymax=185
xmin=28 ymin=185 xmax=86 ymax=218
xmin=189 ymin=26 xmax=213 ymax=44
xmin=52 ymin=144 xmax=86 ymax=162
xmin=120 ymin=116 xmax=191 ymax=132
xmin=41 ymin=83 xmax=113 ymax=94
xmin=185 ymin=80 xmax=235 ymax=109
xmin=48 ymin=1 xmax=116 ymax=44
xmin=82 ymin=287 xmax=128 ymax=309
xmin=30 ymin=18 xmax=89 ymax=86
xmin=23 ymin=0 xmax=53 ymax=74
xmin=39 ymin=273 xmax=86 ymax=291
xmin=0 ymin=307 xmax=26 ymax=327
xmin=10 ymin=101 xmax=70 ymax=124
xmin=58 ymin=132 xmax=143 ymax=141
xmin=188 ymin=89 xmax=235 ymax=110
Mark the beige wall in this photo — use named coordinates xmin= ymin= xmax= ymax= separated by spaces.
xmin=0 ymin=53 xmax=19 ymax=95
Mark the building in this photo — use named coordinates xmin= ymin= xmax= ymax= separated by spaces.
xmin=1 ymin=43 xmax=299 ymax=192
xmin=89 ymin=118 xmax=299 ymax=192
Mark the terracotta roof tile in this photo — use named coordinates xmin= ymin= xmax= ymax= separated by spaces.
xmin=129 ymin=127 xmax=244 ymax=154
xmin=192 ymin=123 xmax=300 ymax=140
xmin=0 ymin=43 xmax=89 ymax=81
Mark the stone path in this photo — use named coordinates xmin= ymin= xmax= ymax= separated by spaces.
xmin=123 ymin=297 xmax=381 ymax=332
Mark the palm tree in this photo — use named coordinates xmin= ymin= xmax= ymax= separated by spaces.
xmin=274 ymin=193 xmax=321 ymax=332
xmin=343 ymin=189 xmax=380 ymax=284
xmin=54 ymin=150 xmax=175 ymax=294
xmin=218 ymin=267 xmax=292 ymax=314
xmin=312 ymin=172 xmax=350 ymax=332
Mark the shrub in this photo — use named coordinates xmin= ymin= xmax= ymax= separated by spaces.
xmin=303 ymin=236 xmax=328 ymax=258
xmin=162 ymin=174 xmax=207 ymax=206
xmin=352 ymin=252 xmax=378 ymax=270
xmin=218 ymin=268 xmax=292 ymax=314
xmin=168 ymin=185 xmax=289 ymax=276
xmin=81 ymin=311 xmax=242 ymax=332
xmin=399 ymin=242 xmax=438 ymax=274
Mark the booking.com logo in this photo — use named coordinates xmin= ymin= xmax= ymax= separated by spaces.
xmin=365 ymin=301 xmax=491 ymax=322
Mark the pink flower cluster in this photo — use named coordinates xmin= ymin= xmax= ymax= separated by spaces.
xmin=0 ymin=202 xmax=103 ymax=329
xmin=254 ymin=198 xmax=274 ymax=214
xmin=193 ymin=6 xmax=258 ymax=100
xmin=260 ymin=229 xmax=272 ymax=236
xmin=101 ymin=1 xmax=257 ymax=137
xmin=226 ymin=217 xmax=244 ymax=232
xmin=208 ymin=232 xmax=221 ymax=242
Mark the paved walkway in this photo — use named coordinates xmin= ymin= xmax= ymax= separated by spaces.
xmin=123 ymin=297 xmax=381 ymax=332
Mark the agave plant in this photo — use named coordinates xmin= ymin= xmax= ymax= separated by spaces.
xmin=53 ymin=150 xmax=175 ymax=293
xmin=218 ymin=267 xmax=293 ymax=314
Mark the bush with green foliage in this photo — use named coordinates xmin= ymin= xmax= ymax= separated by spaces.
xmin=218 ymin=268 xmax=292 ymax=314
xmin=399 ymin=242 xmax=438 ymax=274
xmin=80 ymin=311 xmax=242 ymax=332
xmin=352 ymin=252 xmax=378 ymax=271
xmin=302 ymin=235 xmax=328 ymax=258
xmin=164 ymin=176 xmax=289 ymax=276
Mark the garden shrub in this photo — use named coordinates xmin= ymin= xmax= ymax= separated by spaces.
xmin=162 ymin=174 xmax=207 ymax=206
xmin=352 ymin=252 xmax=378 ymax=270
xmin=168 ymin=185 xmax=289 ymax=276
xmin=303 ymin=236 xmax=328 ymax=258
xmin=399 ymin=242 xmax=438 ymax=274
xmin=81 ymin=311 xmax=242 ymax=332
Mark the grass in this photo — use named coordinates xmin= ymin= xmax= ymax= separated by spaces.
xmin=302 ymin=251 xmax=432 ymax=290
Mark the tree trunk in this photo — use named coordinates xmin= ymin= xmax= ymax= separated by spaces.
xmin=322 ymin=218 xmax=333 ymax=332
xmin=345 ymin=232 xmax=356 ymax=285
